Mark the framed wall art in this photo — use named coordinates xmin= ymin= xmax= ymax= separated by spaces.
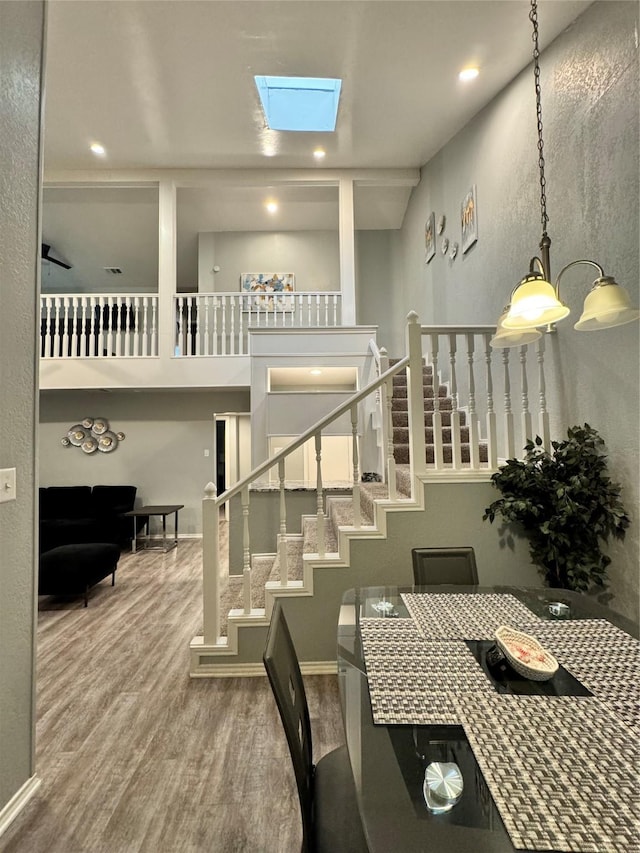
xmin=240 ymin=272 xmax=295 ymax=310
xmin=461 ymin=185 xmax=478 ymax=253
xmin=424 ymin=212 xmax=436 ymax=264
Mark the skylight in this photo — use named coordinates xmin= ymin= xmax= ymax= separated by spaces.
xmin=254 ymin=76 xmax=342 ymax=132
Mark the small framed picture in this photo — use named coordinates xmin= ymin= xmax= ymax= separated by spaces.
xmin=424 ymin=212 xmax=436 ymax=264
xmin=461 ymin=186 xmax=478 ymax=253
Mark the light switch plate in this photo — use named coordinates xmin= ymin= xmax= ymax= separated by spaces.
xmin=0 ymin=468 xmax=16 ymax=503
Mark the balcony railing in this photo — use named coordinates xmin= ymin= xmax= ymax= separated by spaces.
xmin=40 ymin=294 xmax=158 ymax=358
xmin=174 ymin=291 xmax=342 ymax=356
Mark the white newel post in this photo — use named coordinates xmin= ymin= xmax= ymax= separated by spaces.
xmin=502 ymin=350 xmax=515 ymax=459
xmin=519 ymin=345 xmax=533 ymax=445
xmin=351 ymin=403 xmax=361 ymax=529
xmin=406 ymin=312 xmax=427 ymax=477
xmin=202 ymin=482 xmax=220 ymax=644
xmin=448 ymin=334 xmax=462 ymax=469
xmin=430 ymin=333 xmax=444 ymax=469
xmin=315 ymin=433 xmax=326 ymax=558
xmin=278 ymin=459 xmax=289 ymax=586
xmin=483 ymin=334 xmax=498 ymax=468
xmin=242 ymin=486 xmax=252 ymax=613
xmin=466 ymin=333 xmax=480 ymax=469
xmin=536 ymin=336 xmax=550 ymax=451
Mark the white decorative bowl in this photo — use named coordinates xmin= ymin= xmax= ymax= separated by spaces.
xmin=495 ymin=625 xmax=559 ymax=682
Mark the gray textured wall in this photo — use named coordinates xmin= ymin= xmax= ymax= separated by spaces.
xmin=396 ymin=2 xmax=639 ymax=620
xmin=39 ymin=390 xmax=249 ymax=534
xmin=0 ymin=0 xmax=44 ymax=815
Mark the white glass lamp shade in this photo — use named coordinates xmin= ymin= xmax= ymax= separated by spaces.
xmin=503 ymin=274 xmax=570 ymax=329
xmin=575 ymin=277 xmax=640 ymax=331
xmin=490 ymin=307 xmax=543 ymax=348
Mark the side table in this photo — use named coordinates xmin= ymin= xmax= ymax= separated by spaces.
xmin=125 ymin=505 xmax=184 ymax=553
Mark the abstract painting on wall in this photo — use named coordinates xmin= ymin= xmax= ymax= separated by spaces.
xmin=240 ymin=272 xmax=295 ymax=310
xmin=461 ymin=186 xmax=478 ymax=253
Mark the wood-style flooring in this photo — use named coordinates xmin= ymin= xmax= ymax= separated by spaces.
xmin=1 ymin=530 xmax=346 ymax=853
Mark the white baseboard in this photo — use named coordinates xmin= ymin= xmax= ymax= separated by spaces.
xmin=190 ymin=660 xmax=337 ymax=678
xmin=0 ymin=775 xmax=41 ymax=839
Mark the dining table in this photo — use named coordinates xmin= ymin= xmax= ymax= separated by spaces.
xmin=337 ymin=585 xmax=639 ymax=853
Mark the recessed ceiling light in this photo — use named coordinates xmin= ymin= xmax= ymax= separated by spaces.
xmin=459 ymin=68 xmax=479 ymax=82
xmin=254 ymin=76 xmax=342 ymax=132
xmin=90 ymin=142 xmax=106 ymax=155
xmin=310 ymin=369 xmax=322 ymax=376
xmin=313 ymin=148 xmax=326 ymax=160
xmin=265 ymin=201 xmax=278 ymax=213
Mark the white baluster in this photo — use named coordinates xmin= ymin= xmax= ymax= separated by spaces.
xmin=242 ymin=486 xmax=252 ymax=614
xmin=306 ymin=293 xmax=312 ymax=327
xmin=351 ymin=403 xmax=361 ymax=529
xmin=430 ymin=333 xmax=444 ymax=468
xmin=384 ymin=375 xmax=397 ymax=499
xmin=332 ymin=294 xmax=338 ymax=326
xmin=212 ymin=295 xmax=220 ymax=356
xmin=202 ymin=482 xmax=220 ymax=644
xmin=142 ymin=298 xmax=149 ymax=356
xmin=235 ymin=294 xmax=243 ymax=355
xmin=502 ymin=350 xmax=515 ymax=458
xmin=151 ymin=298 xmax=158 ymax=356
xmin=520 ymin=345 xmax=533 ymax=446
xmin=466 ymin=333 xmax=480 ymax=468
xmin=483 ymin=333 xmax=498 ymax=468
xmin=79 ymin=297 xmax=89 ymax=357
xmin=315 ymin=433 xmax=326 ymax=558
xmin=278 ymin=459 xmax=288 ymax=586
xmin=221 ymin=295 xmax=227 ymax=355
xmin=230 ymin=294 xmax=237 ymax=355
xmin=42 ymin=297 xmax=52 ymax=357
xmin=60 ymin=296 xmax=70 ymax=357
xmin=536 ymin=336 xmax=550 ymax=451
xmin=69 ymin=296 xmax=79 ymax=357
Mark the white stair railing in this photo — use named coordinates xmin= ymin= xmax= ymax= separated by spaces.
xmin=197 ymin=313 xmax=554 ymax=649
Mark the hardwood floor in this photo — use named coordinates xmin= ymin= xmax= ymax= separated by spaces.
xmin=1 ymin=532 xmax=346 ymax=852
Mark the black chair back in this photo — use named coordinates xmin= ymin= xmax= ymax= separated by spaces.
xmin=412 ymin=546 xmax=479 ymax=585
xmin=263 ymin=601 xmax=315 ymax=853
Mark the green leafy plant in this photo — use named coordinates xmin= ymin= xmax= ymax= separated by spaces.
xmin=483 ymin=424 xmax=630 ymax=592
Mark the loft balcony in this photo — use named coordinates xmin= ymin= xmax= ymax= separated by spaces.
xmin=39 ymin=290 xmax=344 ymax=390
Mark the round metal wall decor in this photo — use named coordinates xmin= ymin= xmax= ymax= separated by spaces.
xmin=61 ymin=417 xmax=125 ymax=455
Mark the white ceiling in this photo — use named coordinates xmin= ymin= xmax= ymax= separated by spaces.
xmin=44 ymin=0 xmax=591 ymax=172
xmin=42 ymin=0 xmax=591 ymax=282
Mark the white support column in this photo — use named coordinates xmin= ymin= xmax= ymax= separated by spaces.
xmin=158 ymin=180 xmax=177 ymax=360
xmin=406 ymin=312 xmax=427 ymax=477
xmin=202 ymin=482 xmax=220 ymax=645
xmin=339 ymin=177 xmax=356 ymax=325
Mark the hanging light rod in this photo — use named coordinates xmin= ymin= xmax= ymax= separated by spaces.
xmin=492 ymin=0 xmax=638 ymax=349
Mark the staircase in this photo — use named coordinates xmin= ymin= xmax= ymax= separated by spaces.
xmin=390 ymin=360 xmax=489 ymax=465
xmin=190 ymin=314 xmax=551 ymax=675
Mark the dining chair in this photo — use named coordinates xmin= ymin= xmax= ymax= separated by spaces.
xmin=411 ymin=546 xmax=479 ymax=585
xmin=263 ymin=601 xmax=369 ymax=853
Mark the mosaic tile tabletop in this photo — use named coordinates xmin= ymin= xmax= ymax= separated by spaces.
xmin=453 ymin=694 xmax=640 ymax=853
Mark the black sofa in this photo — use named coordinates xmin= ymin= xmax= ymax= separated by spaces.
xmin=39 ymin=485 xmax=141 ymax=553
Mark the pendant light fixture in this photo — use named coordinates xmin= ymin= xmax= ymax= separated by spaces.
xmin=491 ymin=0 xmax=638 ymax=348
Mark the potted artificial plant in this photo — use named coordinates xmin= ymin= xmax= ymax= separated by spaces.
xmin=483 ymin=424 xmax=630 ymax=592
